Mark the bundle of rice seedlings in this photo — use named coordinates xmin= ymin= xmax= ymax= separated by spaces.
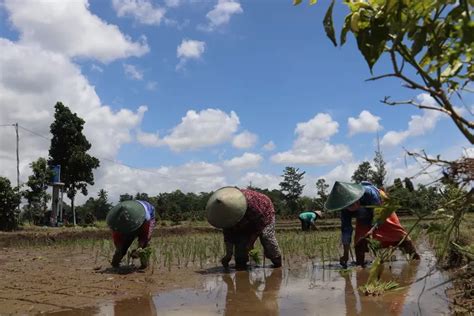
xmin=359 ymin=280 xmax=399 ymax=296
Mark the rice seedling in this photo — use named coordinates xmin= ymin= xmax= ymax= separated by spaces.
xmin=359 ymin=280 xmax=400 ymax=296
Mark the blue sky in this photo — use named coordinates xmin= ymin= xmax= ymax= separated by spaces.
xmin=0 ymin=0 xmax=471 ymax=203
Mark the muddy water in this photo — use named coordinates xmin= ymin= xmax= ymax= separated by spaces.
xmin=49 ymin=248 xmax=450 ymax=316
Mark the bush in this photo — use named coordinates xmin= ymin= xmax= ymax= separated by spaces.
xmin=0 ymin=177 xmax=21 ymax=231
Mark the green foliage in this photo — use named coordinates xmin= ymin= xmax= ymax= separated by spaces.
xmin=75 ymin=189 xmax=112 ymax=225
xmin=314 ymin=178 xmax=329 ymax=210
xmin=0 ymin=177 xmax=21 ymax=231
xmin=351 ymin=161 xmax=372 ymax=183
xmin=370 ymin=145 xmax=387 ymax=188
xmin=48 ymin=102 xmax=100 ymax=211
xmin=249 ymin=249 xmax=261 ymax=265
xmin=119 ymin=193 xmax=133 ymax=202
xmin=22 ymin=157 xmax=53 ymax=225
xmin=280 ymin=167 xmax=306 ymax=212
xmin=294 ymin=0 xmax=474 ymax=143
xmin=359 ymin=280 xmax=400 ymax=296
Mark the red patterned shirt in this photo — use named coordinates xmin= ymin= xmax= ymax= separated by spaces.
xmin=223 ymin=189 xmax=275 ymax=244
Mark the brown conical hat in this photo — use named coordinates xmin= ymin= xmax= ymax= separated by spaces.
xmin=324 ymin=181 xmax=365 ymax=212
xmin=206 ymin=187 xmax=247 ymax=229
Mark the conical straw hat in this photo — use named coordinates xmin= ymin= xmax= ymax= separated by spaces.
xmin=106 ymin=200 xmax=146 ymax=233
xmin=324 ymin=181 xmax=365 ymax=212
xmin=206 ymin=187 xmax=247 ymax=229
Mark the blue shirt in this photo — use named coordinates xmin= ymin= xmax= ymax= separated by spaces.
xmin=299 ymin=212 xmax=316 ymax=222
xmin=340 ymin=182 xmax=382 ymax=245
xmin=137 ymin=200 xmax=155 ymax=220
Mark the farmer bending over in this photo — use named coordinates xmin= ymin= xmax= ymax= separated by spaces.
xmin=206 ymin=187 xmax=282 ymax=270
xmin=324 ymin=181 xmax=420 ymax=268
xmin=298 ymin=210 xmax=323 ymax=231
xmin=106 ymin=200 xmax=155 ymax=269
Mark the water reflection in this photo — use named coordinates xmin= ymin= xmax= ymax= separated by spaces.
xmin=46 ymin=250 xmax=451 ymax=316
xmin=343 ymin=260 xmax=420 ymax=316
xmin=223 ymin=269 xmax=282 ymax=316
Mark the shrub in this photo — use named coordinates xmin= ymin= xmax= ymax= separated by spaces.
xmin=0 ymin=177 xmax=21 ymax=231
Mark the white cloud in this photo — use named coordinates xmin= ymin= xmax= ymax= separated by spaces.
xmin=159 ymin=109 xmax=240 ymax=151
xmin=201 ymin=0 xmax=243 ymax=32
xmin=3 ymin=0 xmax=149 ymax=63
xmin=165 ymin=0 xmax=181 ymax=7
xmin=232 ymin=131 xmax=258 ymax=149
xmin=381 ymin=94 xmax=444 ymax=147
xmin=146 ymin=81 xmax=158 ymax=91
xmin=112 ymin=0 xmax=166 ymax=25
xmin=348 ymin=110 xmax=382 ymax=136
xmin=263 ymin=141 xmax=276 ymax=151
xmin=136 ymin=130 xmax=161 ymax=147
xmin=223 ymin=153 xmax=262 ymax=169
xmin=271 ymin=113 xmax=352 ymax=165
xmin=238 ymin=172 xmax=280 ymax=191
xmin=176 ymin=39 xmax=206 ymax=70
xmin=123 ymin=63 xmax=144 ymax=80
xmin=91 ymin=64 xmax=104 ymax=73
xmin=0 ymin=39 xmax=147 ymax=192
xmin=96 ymin=161 xmax=227 ymax=203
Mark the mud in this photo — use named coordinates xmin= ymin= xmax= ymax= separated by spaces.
xmin=0 ymin=241 xmax=450 ymax=315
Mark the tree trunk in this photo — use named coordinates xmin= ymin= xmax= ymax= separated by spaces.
xmin=71 ymin=195 xmax=76 ymax=226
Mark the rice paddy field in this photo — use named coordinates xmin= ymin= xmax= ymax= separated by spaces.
xmin=0 ymin=216 xmax=466 ymax=315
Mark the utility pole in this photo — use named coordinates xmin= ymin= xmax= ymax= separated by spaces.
xmin=14 ymin=123 xmax=19 ymax=188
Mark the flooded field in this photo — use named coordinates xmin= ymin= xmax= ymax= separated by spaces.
xmin=42 ymin=242 xmax=450 ymax=316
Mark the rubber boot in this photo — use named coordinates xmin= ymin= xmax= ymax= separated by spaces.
xmin=399 ymin=240 xmax=420 ymax=260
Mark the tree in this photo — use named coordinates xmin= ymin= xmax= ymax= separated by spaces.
xmin=279 ymin=167 xmax=306 ymax=213
xmin=404 ymin=177 xmax=415 ymax=192
xmin=0 ymin=177 xmax=21 ymax=231
xmin=295 ymin=0 xmax=473 ymax=143
xmin=22 ymin=157 xmax=53 ymax=225
xmin=48 ymin=102 xmax=100 ymax=225
xmin=135 ymin=192 xmax=150 ymax=201
xmin=352 ymin=161 xmax=372 ymax=183
xmin=314 ymin=178 xmax=329 ymax=210
xmin=370 ymin=143 xmax=387 ymax=188
xmin=119 ymin=193 xmax=133 ymax=202
xmin=95 ymin=189 xmax=112 ymax=220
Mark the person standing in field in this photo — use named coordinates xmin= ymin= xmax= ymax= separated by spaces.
xmin=106 ymin=200 xmax=156 ymax=269
xmin=298 ymin=210 xmax=323 ymax=231
xmin=206 ymin=187 xmax=282 ymax=270
xmin=324 ymin=181 xmax=420 ymax=268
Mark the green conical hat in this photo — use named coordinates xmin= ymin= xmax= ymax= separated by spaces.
xmin=206 ymin=187 xmax=247 ymax=229
xmin=106 ymin=200 xmax=146 ymax=233
xmin=324 ymin=181 xmax=365 ymax=212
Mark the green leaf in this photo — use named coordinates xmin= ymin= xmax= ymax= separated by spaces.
xmin=309 ymin=0 xmax=318 ymax=5
xmin=293 ymin=0 xmax=303 ymax=5
xmin=323 ymin=0 xmax=337 ymax=46
xmin=340 ymin=15 xmax=352 ymax=46
xmin=356 ymin=25 xmax=387 ymax=71
xmin=411 ymin=27 xmax=427 ymax=57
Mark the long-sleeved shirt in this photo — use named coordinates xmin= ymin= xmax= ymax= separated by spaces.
xmin=340 ymin=182 xmax=381 ymax=245
xmin=223 ymin=189 xmax=275 ymax=245
xmin=299 ymin=212 xmax=317 ymax=223
xmin=112 ymin=200 xmax=156 ymax=248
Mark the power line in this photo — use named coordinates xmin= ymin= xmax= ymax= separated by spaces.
xmin=18 ymin=125 xmax=50 ymax=140
xmin=2 ymin=124 xmax=186 ymax=181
